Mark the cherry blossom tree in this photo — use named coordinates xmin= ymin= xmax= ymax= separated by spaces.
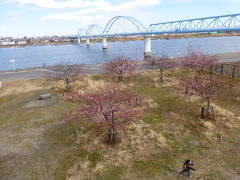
xmin=181 ymin=50 xmax=217 ymax=73
xmin=105 ymin=56 xmax=138 ymax=81
xmin=179 ymin=74 xmax=227 ymax=117
xmin=54 ymin=63 xmax=82 ymax=91
xmin=62 ymin=85 xmax=146 ymax=144
xmin=150 ymin=55 xmax=177 ymax=83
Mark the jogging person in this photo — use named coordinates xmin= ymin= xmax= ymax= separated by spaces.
xmin=179 ymin=160 xmax=196 ymax=177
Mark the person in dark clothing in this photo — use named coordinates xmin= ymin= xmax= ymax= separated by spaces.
xmin=179 ymin=160 xmax=196 ymax=177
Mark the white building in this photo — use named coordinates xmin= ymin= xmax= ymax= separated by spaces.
xmin=17 ymin=41 xmax=27 ymax=45
xmin=1 ymin=42 xmax=15 ymax=45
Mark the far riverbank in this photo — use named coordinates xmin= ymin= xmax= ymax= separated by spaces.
xmin=1 ymin=33 xmax=240 ymax=49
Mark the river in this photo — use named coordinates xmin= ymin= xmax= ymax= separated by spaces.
xmin=1 ymin=36 xmax=240 ymax=71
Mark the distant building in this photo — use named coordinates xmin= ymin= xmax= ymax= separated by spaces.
xmin=4 ymin=37 xmax=14 ymax=42
xmin=1 ymin=42 xmax=15 ymax=45
xmin=18 ymin=41 xmax=27 ymax=45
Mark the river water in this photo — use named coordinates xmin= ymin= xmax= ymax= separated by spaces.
xmin=1 ymin=36 xmax=240 ymax=71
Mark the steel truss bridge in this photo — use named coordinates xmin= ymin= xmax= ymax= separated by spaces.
xmin=76 ymin=13 xmax=240 ymax=56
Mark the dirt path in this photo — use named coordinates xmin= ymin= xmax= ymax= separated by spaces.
xmin=0 ymin=123 xmax=56 ymax=180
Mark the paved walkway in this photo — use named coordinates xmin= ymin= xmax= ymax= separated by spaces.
xmin=0 ymin=64 xmax=105 ymax=81
xmin=0 ymin=69 xmax=55 ymax=81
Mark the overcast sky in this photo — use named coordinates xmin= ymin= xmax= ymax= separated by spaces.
xmin=1 ymin=0 xmax=240 ymax=37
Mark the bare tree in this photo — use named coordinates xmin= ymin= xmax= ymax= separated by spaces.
xmin=150 ymin=55 xmax=177 ymax=83
xmin=105 ymin=56 xmax=138 ymax=81
xmin=54 ymin=63 xmax=82 ymax=91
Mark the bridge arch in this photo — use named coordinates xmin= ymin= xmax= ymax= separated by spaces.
xmin=77 ymin=28 xmax=84 ymax=38
xmin=86 ymin=24 xmax=103 ymax=37
xmin=102 ymin=16 xmax=147 ymax=36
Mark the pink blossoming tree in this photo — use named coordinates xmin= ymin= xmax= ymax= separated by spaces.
xmin=62 ymin=85 xmax=146 ymax=144
xmin=179 ymin=75 xmax=227 ymax=117
xmin=181 ymin=50 xmax=217 ymax=73
xmin=179 ymin=49 xmax=225 ymax=118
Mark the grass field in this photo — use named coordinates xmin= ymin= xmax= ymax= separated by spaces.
xmin=0 ymin=69 xmax=239 ymax=180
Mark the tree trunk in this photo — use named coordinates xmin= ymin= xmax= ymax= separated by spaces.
xmin=66 ymin=84 xmax=71 ymax=91
xmin=135 ymin=97 xmax=138 ymax=105
xmin=201 ymin=106 xmax=205 ymax=119
xmin=118 ymin=74 xmax=123 ymax=82
xmin=160 ymin=69 xmax=163 ymax=83
xmin=66 ymin=79 xmax=71 ymax=91
xmin=206 ymin=72 xmax=213 ymax=115
xmin=185 ymin=87 xmax=189 ymax=95
xmin=206 ymin=98 xmax=211 ymax=115
xmin=108 ymin=127 xmax=118 ymax=144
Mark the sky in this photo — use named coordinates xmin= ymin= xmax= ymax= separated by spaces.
xmin=1 ymin=0 xmax=240 ymax=37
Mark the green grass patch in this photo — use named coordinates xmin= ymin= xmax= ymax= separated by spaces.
xmin=98 ymin=166 xmax=124 ymax=180
xmin=88 ymin=152 xmax=103 ymax=166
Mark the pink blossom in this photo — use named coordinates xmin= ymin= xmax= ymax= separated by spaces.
xmin=74 ymin=140 xmax=81 ymax=145
xmin=61 ymin=85 xmax=146 ymax=143
xmin=181 ymin=50 xmax=217 ymax=72
xmin=179 ymin=74 xmax=227 ymax=113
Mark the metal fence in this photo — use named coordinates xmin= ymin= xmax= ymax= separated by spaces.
xmin=211 ymin=63 xmax=240 ymax=79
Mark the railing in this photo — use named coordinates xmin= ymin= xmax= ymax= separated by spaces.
xmin=211 ymin=63 xmax=240 ymax=79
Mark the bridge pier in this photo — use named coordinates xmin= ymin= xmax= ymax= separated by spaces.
xmin=86 ymin=38 xmax=90 ymax=46
xmin=78 ymin=38 xmax=81 ymax=44
xmin=102 ymin=38 xmax=107 ymax=49
xmin=144 ymin=37 xmax=151 ymax=57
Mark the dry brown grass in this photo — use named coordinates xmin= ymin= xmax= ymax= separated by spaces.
xmin=67 ymin=120 xmax=168 ymax=180
xmin=0 ymin=78 xmax=52 ymax=97
xmin=1 ymin=69 xmax=240 ymax=180
xmin=65 ymin=70 xmax=240 ymax=180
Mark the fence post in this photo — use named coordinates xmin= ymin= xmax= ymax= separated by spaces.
xmin=232 ymin=65 xmax=236 ymax=79
xmin=220 ymin=64 xmax=224 ymax=75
